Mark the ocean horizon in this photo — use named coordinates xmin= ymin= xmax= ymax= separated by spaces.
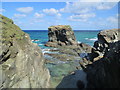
xmin=24 ymin=30 xmax=99 ymax=49
xmin=23 ymin=30 xmax=101 ymax=32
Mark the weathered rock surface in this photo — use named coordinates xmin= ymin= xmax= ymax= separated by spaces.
xmin=93 ymin=29 xmax=120 ymax=55
xmin=44 ymin=25 xmax=92 ymax=54
xmin=84 ymin=29 xmax=120 ymax=88
xmin=43 ymin=25 xmax=93 ymax=87
xmin=0 ymin=15 xmax=50 ymax=88
xmin=45 ymin=25 xmax=78 ymax=47
xmin=56 ymin=29 xmax=120 ymax=88
xmin=86 ymin=40 xmax=120 ymax=88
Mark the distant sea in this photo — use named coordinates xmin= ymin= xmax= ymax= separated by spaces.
xmin=24 ymin=30 xmax=100 ymax=49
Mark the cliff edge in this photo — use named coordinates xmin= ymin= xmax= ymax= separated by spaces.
xmin=0 ymin=15 xmax=50 ymax=88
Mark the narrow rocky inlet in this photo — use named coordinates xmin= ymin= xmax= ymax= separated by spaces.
xmin=0 ymin=15 xmax=120 ymax=89
xmin=44 ymin=25 xmax=93 ymax=87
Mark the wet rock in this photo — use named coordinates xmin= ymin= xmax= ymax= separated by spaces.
xmin=44 ymin=47 xmax=83 ymax=87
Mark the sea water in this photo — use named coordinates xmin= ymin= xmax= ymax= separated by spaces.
xmin=24 ymin=30 xmax=100 ymax=87
xmin=24 ymin=30 xmax=99 ymax=49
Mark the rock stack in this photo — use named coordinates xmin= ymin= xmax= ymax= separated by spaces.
xmin=45 ymin=25 xmax=77 ymax=47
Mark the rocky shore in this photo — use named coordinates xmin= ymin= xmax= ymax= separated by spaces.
xmin=1 ymin=15 xmax=120 ymax=89
xmin=0 ymin=15 xmax=50 ymax=88
xmin=44 ymin=25 xmax=93 ymax=87
xmin=57 ymin=29 xmax=120 ymax=88
xmin=85 ymin=29 xmax=120 ymax=88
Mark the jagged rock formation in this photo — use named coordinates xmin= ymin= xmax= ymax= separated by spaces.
xmin=86 ymin=40 xmax=120 ymax=88
xmin=0 ymin=15 xmax=50 ymax=88
xmin=84 ymin=29 xmax=120 ymax=88
xmin=45 ymin=25 xmax=77 ymax=47
xmin=91 ymin=29 xmax=120 ymax=59
xmin=56 ymin=29 xmax=120 ymax=88
xmin=43 ymin=25 xmax=92 ymax=87
xmin=44 ymin=25 xmax=92 ymax=54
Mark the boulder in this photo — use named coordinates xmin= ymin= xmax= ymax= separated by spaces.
xmin=0 ymin=15 xmax=50 ymax=88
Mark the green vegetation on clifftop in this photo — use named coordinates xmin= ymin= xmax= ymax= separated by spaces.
xmin=0 ymin=14 xmax=25 ymax=43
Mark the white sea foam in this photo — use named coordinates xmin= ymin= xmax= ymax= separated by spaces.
xmin=42 ymin=49 xmax=51 ymax=54
xmin=85 ymin=37 xmax=97 ymax=41
xmin=38 ymin=44 xmax=43 ymax=45
xmin=31 ymin=39 xmax=40 ymax=42
xmin=85 ymin=38 xmax=89 ymax=40
xmin=42 ymin=49 xmax=59 ymax=54
xmin=77 ymin=41 xmax=81 ymax=44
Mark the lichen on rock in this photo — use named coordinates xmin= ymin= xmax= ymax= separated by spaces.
xmin=0 ymin=15 xmax=50 ymax=88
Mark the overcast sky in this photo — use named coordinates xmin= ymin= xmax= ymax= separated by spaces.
xmin=1 ymin=1 xmax=119 ymax=30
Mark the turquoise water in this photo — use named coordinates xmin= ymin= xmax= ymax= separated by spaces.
xmin=24 ymin=30 xmax=100 ymax=87
xmin=24 ymin=30 xmax=99 ymax=49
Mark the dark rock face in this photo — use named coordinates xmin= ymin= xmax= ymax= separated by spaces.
xmin=93 ymin=29 xmax=120 ymax=55
xmin=45 ymin=25 xmax=77 ymax=47
xmin=86 ymin=41 xmax=120 ymax=88
xmin=79 ymin=43 xmax=92 ymax=53
xmin=0 ymin=15 xmax=50 ymax=88
xmin=85 ymin=29 xmax=120 ymax=88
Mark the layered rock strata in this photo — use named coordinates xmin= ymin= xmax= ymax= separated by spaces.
xmin=45 ymin=25 xmax=77 ymax=47
xmin=0 ymin=15 xmax=50 ymax=88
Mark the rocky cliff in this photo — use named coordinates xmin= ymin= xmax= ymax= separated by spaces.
xmin=86 ymin=41 xmax=120 ymax=88
xmin=57 ymin=29 xmax=120 ymax=88
xmin=92 ymin=29 xmax=120 ymax=56
xmin=0 ymin=15 xmax=50 ymax=88
xmin=45 ymin=25 xmax=78 ymax=47
xmin=85 ymin=29 xmax=120 ymax=88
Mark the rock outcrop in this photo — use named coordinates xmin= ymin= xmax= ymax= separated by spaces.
xmin=45 ymin=25 xmax=77 ymax=47
xmin=43 ymin=25 xmax=93 ymax=87
xmin=86 ymin=41 xmax=120 ymax=88
xmin=0 ymin=15 xmax=50 ymax=88
xmin=84 ymin=29 xmax=120 ymax=88
xmin=56 ymin=29 xmax=120 ymax=88
xmin=92 ymin=29 xmax=119 ymax=56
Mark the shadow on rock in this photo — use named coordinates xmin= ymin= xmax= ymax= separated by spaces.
xmin=56 ymin=70 xmax=87 ymax=89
